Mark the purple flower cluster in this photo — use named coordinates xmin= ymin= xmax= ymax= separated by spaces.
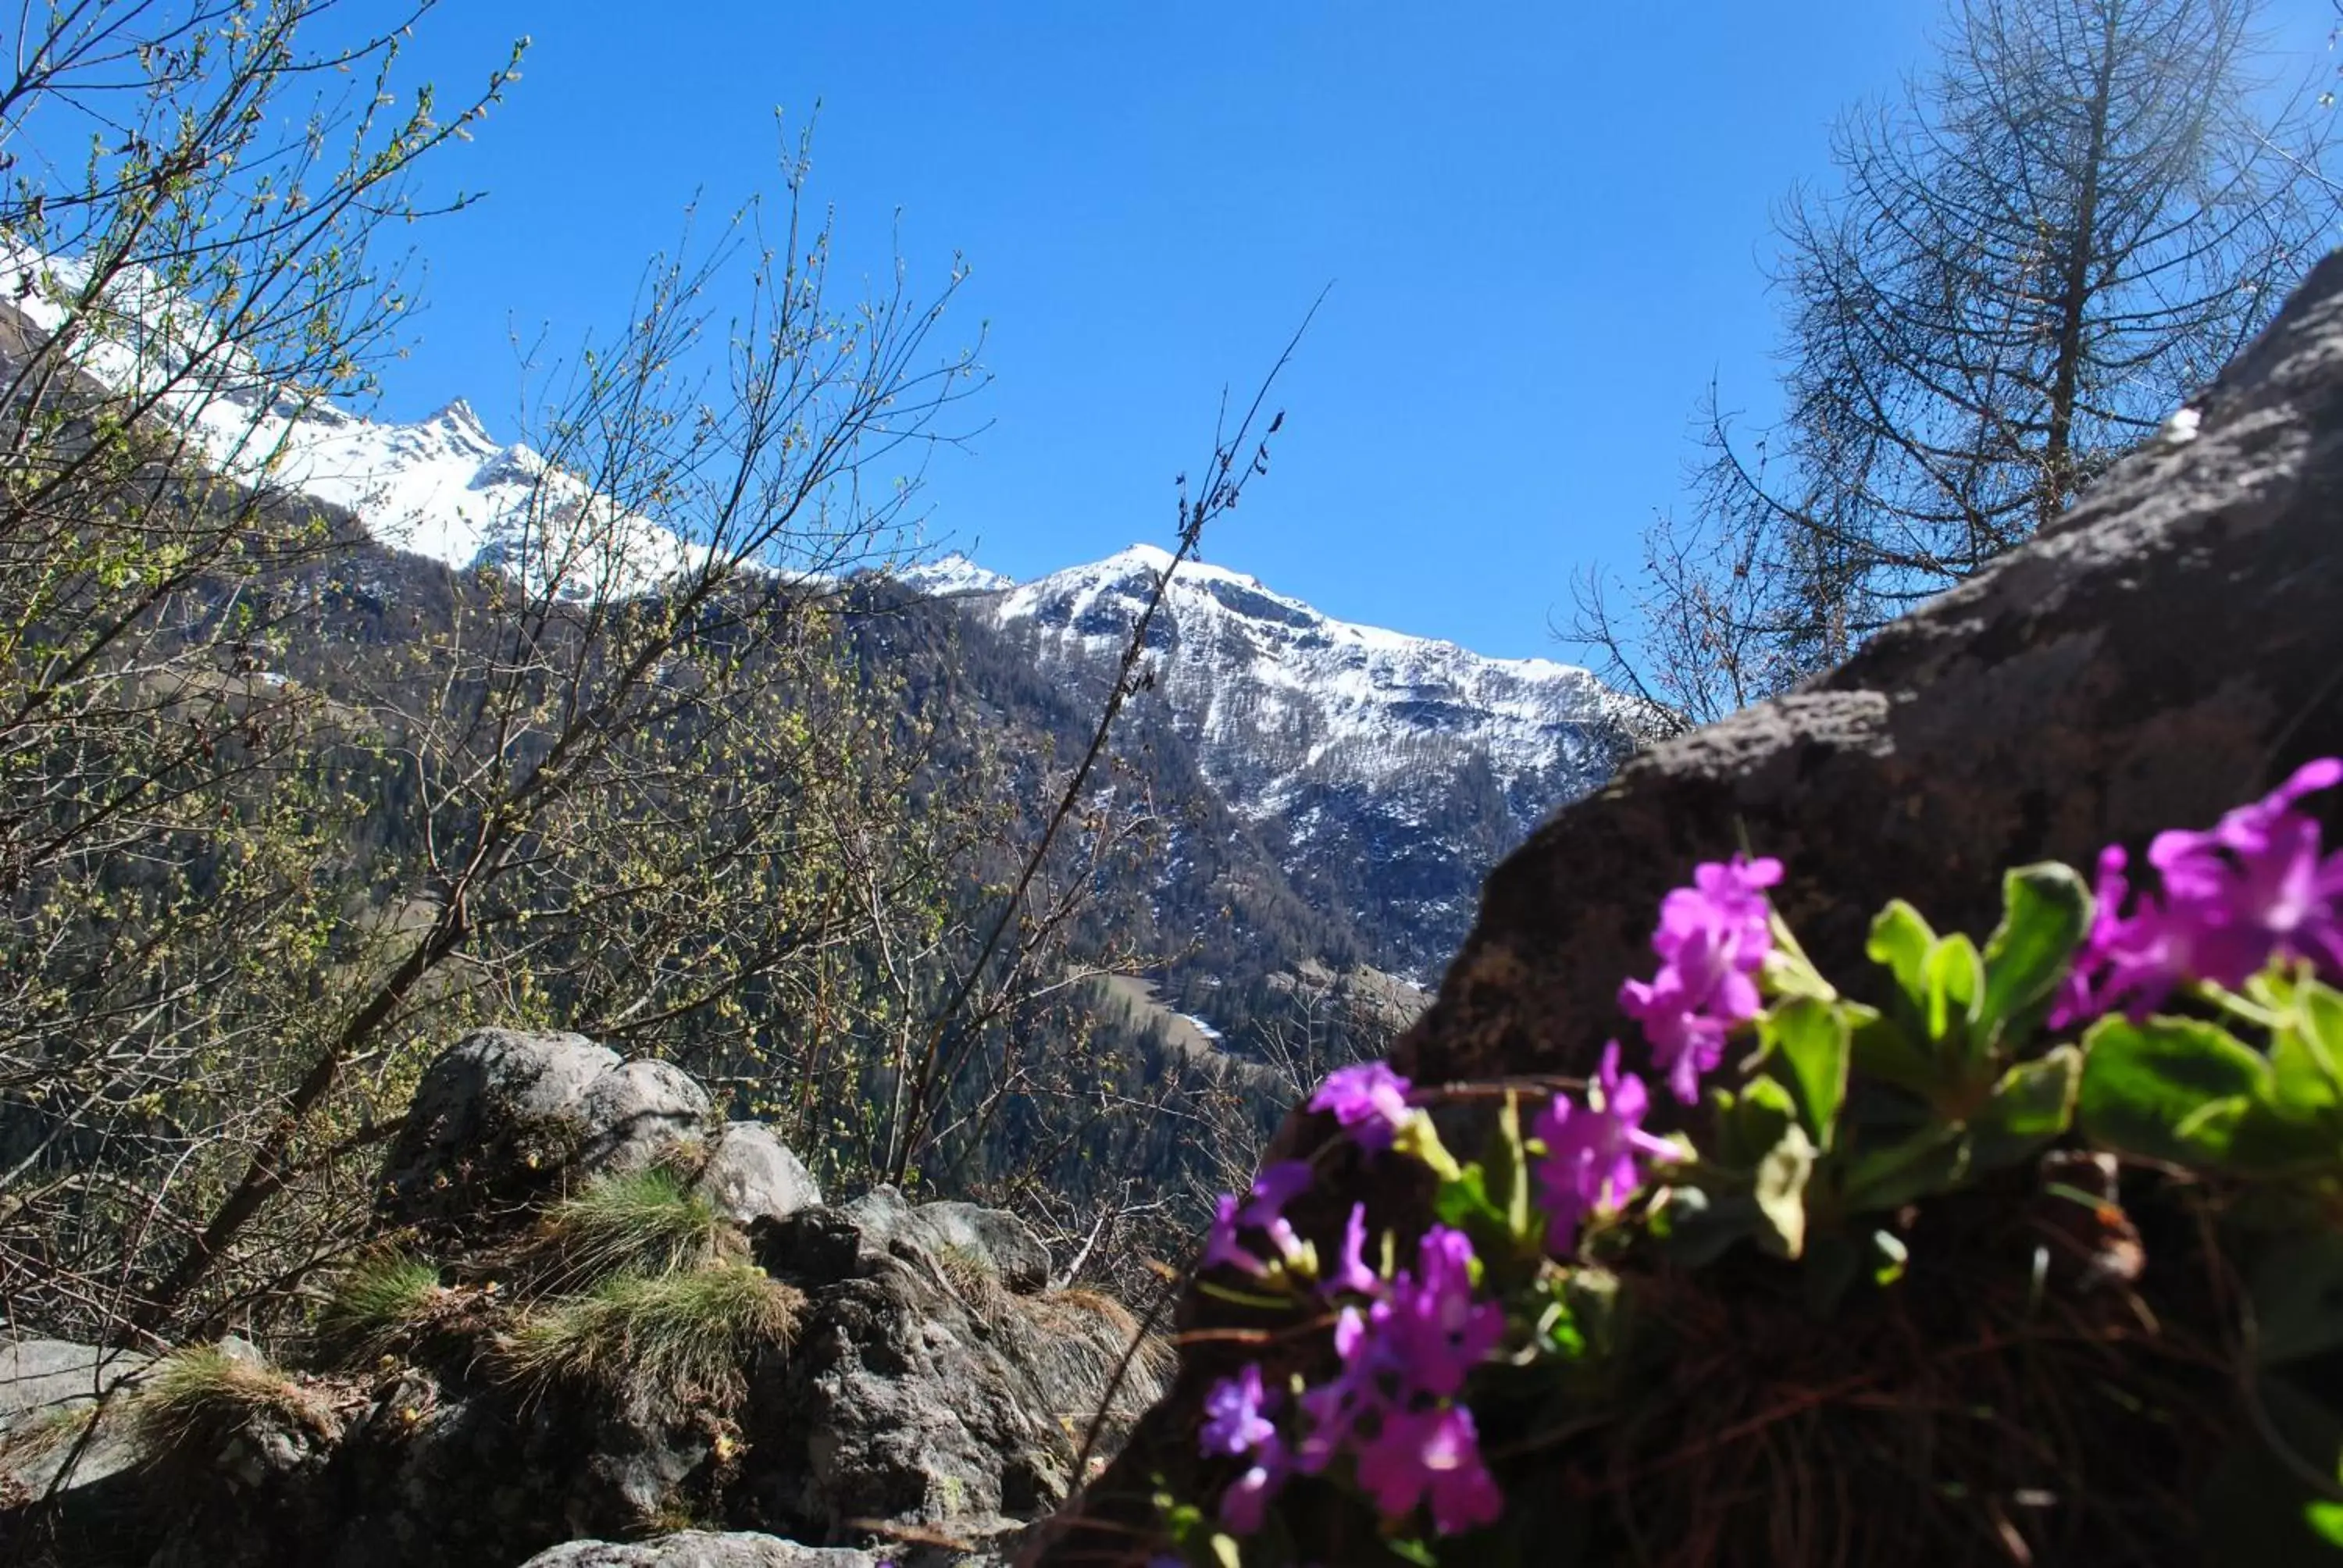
xmin=2056 ymin=758 xmax=2343 ymax=1025
xmin=1307 ymin=1062 xmax=1414 ymax=1153
xmin=1204 ymin=1160 xmax=1317 ymax=1279
xmin=1195 ymin=1025 xmax=1686 ymax=1536
xmin=1618 ymin=854 xmax=1784 ymax=1102
xmin=1532 ymin=1042 xmax=1674 ymax=1253
xmin=1202 ymin=1224 xmax=1504 ymax=1538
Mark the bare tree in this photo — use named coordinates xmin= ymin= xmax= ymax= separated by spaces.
xmin=1578 ymin=0 xmax=2338 ymax=720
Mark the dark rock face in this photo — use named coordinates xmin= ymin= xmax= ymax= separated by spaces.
xmin=1025 ymin=255 xmax=2343 ymax=1563
xmin=835 ymin=1188 xmax=1051 ymax=1295
xmin=748 ymin=1196 xmax=1165 ymax=1541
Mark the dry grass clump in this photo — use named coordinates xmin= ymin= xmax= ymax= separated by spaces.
xmin=126 ymin=1345 xmax=339 ymax=1466
xmin=0 ymin=1402 xmax=98 ymax=1470
xmin=936 ymin=1239 xmax=1015 ymax=1325
xmin=1019 ymin=1285 xmax=1174 ymax=1434
xmin=526 ymin=1165 xmax=729 ymax=1291
xmin=502 ymin=1261 xmax=804 ymax=1407
xmin=316 ymin=1252 xmax=447 ymax=1361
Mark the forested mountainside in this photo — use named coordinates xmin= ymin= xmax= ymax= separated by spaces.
xmin=965 ymin=545 xmax=1636 ymax=985
xmin=16 ymin=310 xmax=1636 ymax=1007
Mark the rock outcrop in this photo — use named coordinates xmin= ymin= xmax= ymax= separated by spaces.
xmin=1026 ymin=255 xmax=2343 ymax=1561
xmin=519 ymin=1535 xmax=880 ymax=1568
xmin=2 ymin=1038 xmax=1161 ymax=1568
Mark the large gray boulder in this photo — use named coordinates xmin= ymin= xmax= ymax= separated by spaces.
xmin=378 ymin=1032 xmax=718 ymax=1236
xmin=0 ymin=1337 xmax=148 ymax=1430
xmin=0 ymin=1337 xmax=151 ymax=1499
xmin=571 ymin=1059 xmax=711 ymax=1176
xmin=520 ymin=1536 xmax=879 ymax=1568
xmin=744 ymin=1198 xmax=1162 ymax=1542
xmin=697 ymin=1121 xmax=822 ymax=1228
xmin=836 ymin=1188 xmax=1050 ymax=1295
xmin=377 ymin=1028 xmax=619 ymax=1228
xmin=1029 ymin=258 xmax=2343 ymax=1562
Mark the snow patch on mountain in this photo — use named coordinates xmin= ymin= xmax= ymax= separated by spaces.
xmin=2 ymin=242 xmax=697 ymax=600
xmin=890 ymin=552 xmax=1016 ymax=595
xmin=991 ymin=543 xmax=1631 ymax=821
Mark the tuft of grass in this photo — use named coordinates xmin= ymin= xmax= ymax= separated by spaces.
xmin=127 ymin=1346 xmax=336 ymax=1466
xmin=316 ymin=1253 xmax=444 ymax=1362
xmin=0 ymin=1402 xmax=98 ymax=1469
xmin=531 ymin=1166 xmax=727 ymax=1290
xmin=1020 ymin=1287 xmax=1173 ymax=1431
xmin=936 ymin=1240 xmax=1013 ymax=1326
xmin=502 ymin=1261 xmax=804 ymax=1408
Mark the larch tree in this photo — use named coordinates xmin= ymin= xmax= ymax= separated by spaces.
xmin=1578 ymin=0 xmax=2339 ymax=730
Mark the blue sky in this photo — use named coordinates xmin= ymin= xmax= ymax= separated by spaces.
xmin=372 ymin=1 xmax=2340 ymax=661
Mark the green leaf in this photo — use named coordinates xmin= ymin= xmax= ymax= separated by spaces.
xmin=1753 ymin=1121 xmax=1816 ymax=1260
xmin=1969 ymin=1045 xmax=2082 ymax=1172
xmin=2227 ymin=1099 xmax=2343 ymax=1175
xmin=1713 ymin=1079 xmax=1798 ymax=1170
xmin=1979 ymin=862 xmax=2092 ymax=1039
xmin=1764 ymin=996 xmax=1854 ymax=1150
xmin=1653 ymin=1186 xmax=1758 ymax=1267
xmin=1432 ymin=1164 xmax=1503 ymax=1232
xmin=2267 ymin=978 xmax=2343 ymax=1122
xmin=1924 ymin=933 xmax=1985 ymax=1049
xmin=2305 ymin=982 xmax=2343 ymax=1068
xmin=2078 ymin=1014 xmax=2271 ymax=1167
xmin=2252 ymin=1235 xmax=2343 ymax=1367
xmin=1867 ymin=900 xmax=1936 ymax=1004
xmin=1842 ymin=1121 xmax=1967 ymax=1211
xmin=1849 ymin=1011 xmax=1942 ymax=1099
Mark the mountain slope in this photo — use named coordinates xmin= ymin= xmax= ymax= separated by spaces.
xmin=5 ymin=237 xmax=1630 ymax=992
xmin=972 ymin=544 xmax=1636 ymax=978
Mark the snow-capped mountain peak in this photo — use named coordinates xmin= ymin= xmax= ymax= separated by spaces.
xmin=890 ymin=552 xmax=1018 ymax=596
xmin=995 ymin=542 xmax=1628 ymax=811
xmin=1 ymin=243 xmax=695 ymax=601
xmin=978 ymin=541 xmax=1637 ymax=977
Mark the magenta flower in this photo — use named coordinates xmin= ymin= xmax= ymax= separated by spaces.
xmin=1369 ymin=1227 xmax=1504 ymax=1399
xmin=1203 ymin=1160 xmax=1317 ymax=1278
xmin=1352 ymin=1403 xmax=1503 ymax=1536
xmin=1218 ymin=1451 xmax=1287 ymax=1534
xmin=1619 ymin=854 xmax=1783 ymax=1101
xmin=1200 ymin=1360 xmax=1291 ymax=1534
xmin=1532 ymin=1042 xmax=1676 ymax=1253
xmin=1202 ymin=1363 xmax=1280 ymax=1457
xmin=1328 ymin=1203 xmax=1380 ymax=1297
xmin=2056 ymin=759 xmax=2343 ymax=1024
xmin=1307 ymin=1062 xmax=1414 ymax=1154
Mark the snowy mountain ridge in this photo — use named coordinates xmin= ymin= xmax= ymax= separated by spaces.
xmin=2 ymin=243 xmax=697 ymax=600
xmin=988 ymin=542 xmax=1631 ymax=822
xmin=973 ymin=543 xmax=1637 ymax=978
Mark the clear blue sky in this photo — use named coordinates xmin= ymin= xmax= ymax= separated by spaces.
xmin=369 ymin=1 xmax=2341 ymax=661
